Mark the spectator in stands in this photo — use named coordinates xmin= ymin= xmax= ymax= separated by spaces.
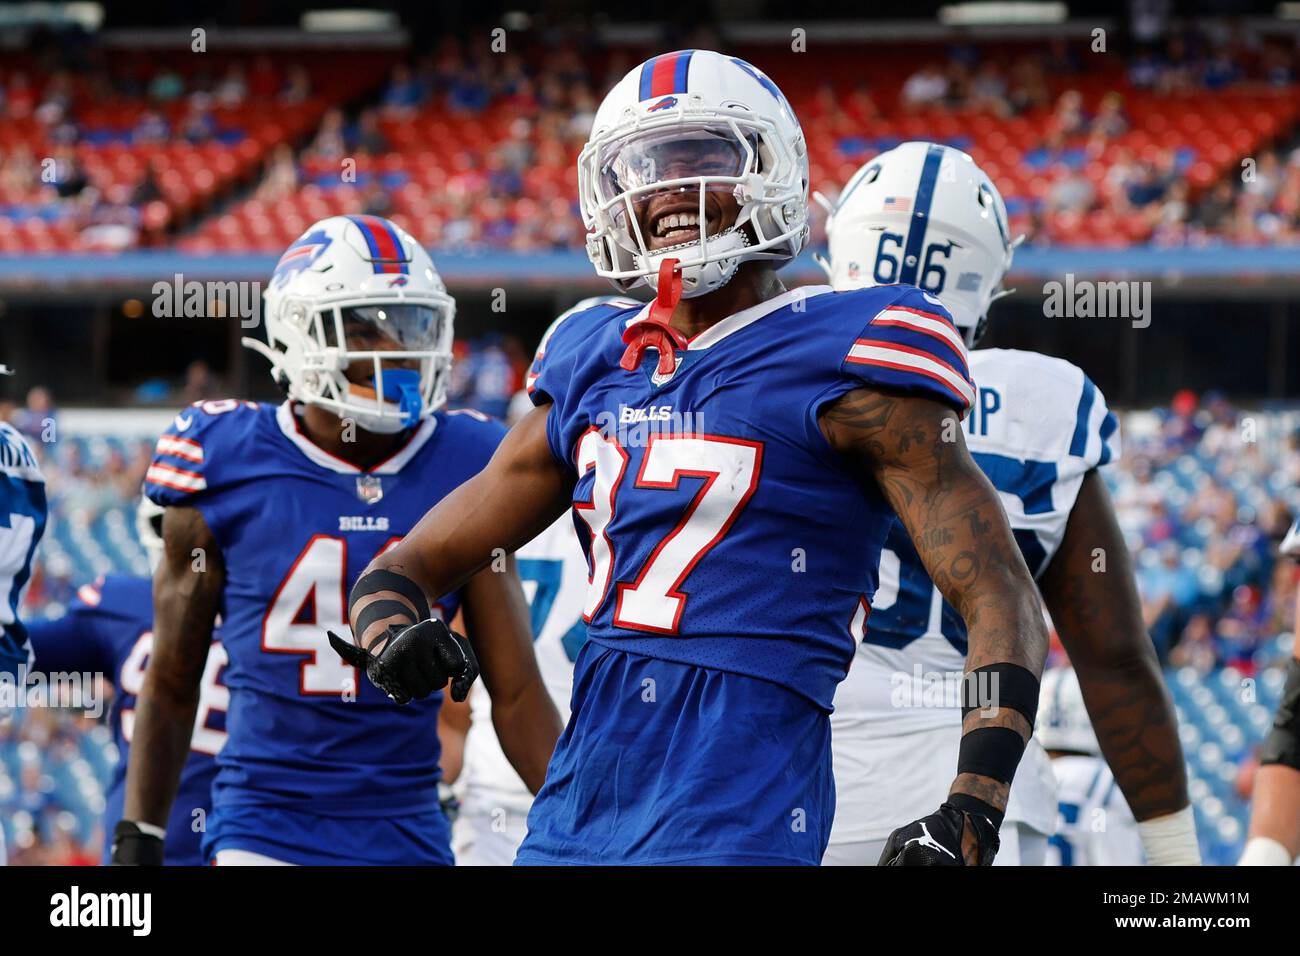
xmin=968 ymin=62 xmax=1009 ymax=115
xmin=1089 ymin=91 xmax=1129 ymax=143
xmin=178 ymin=103 xmax=217 ymax=145
xmin=1049 ymin=90 xmax=1090 ymax=140
xmin=147 ymin=67 xmax=184 ymax=102
xmin=280 ymin=64 xmax=312 ymax=104
xmin=380 ymin=63 xmax=426 ymax=114
xmin=214 ymin=64 xmax=248 ymax=107
xmin=132 ymin=109 xmax=169 ymax=144
xmin=180 ymin=360 xmax=220 ymax=404
xmin=900 ymin=64 xmax=947 ymax=112
xmin=1194 ymin=179 xmax=1237 ymax=233
xmin=360 ymin=182 xmax=393 ymax=219
xmin=49 ymin=147 xmax=88 ymax=200
xmin=13 ymin=386 xmax=55 ymax=447
xmin=348 ymin=109 xmax=389 ymax=155
xmin=306 ymin=107 xmax=347 ymax=160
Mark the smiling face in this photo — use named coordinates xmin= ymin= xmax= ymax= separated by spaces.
xmin=636 ymin=181 xmax=740 ymax=251
xmin=599 ymin=126 xmax=753 ymax=252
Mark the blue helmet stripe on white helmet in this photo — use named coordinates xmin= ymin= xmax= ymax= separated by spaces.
xmin=898 ymin=143 xmax=946 ymax=287
xmin=638 ymin=50 xmax=696 ymax=100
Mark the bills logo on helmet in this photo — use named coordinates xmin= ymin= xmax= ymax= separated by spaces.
xmin=648 ymin=95 xmax=678 ymax=112
xmin=387 ymin=276 xmax=409 ymax=287
xmin=271 ymin=230 xmax=333 ymax=290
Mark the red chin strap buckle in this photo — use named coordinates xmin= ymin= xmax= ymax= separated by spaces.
xmin=620 ymin=258 xmax=687 ymax=376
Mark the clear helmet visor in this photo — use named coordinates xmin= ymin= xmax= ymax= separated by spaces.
xmin=596 ymin=125 xmax=761 ymax=239
xmin=331 ymin=303 xmax=448 ymax=352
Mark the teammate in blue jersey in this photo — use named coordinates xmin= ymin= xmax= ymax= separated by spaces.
xmin=819 ymin=142 xmax=1198 ymax=865
xmin=26 ymin=501 xmax=227 ymax=864
xmin=115 ymin=215 xmax=561 ymax=866
xmin=339 ymin=51 xmax=1050 ymax=866
xmin=0 ymin=404 xmax=47 ymax=866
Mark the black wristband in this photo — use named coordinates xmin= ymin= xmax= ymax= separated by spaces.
xmin=111 ymin=820 xmax=164 ymax=866
xmin=961 ymin=662 xmax=1040 ymax=727
xmin=350 ymin=569 xmax=430 ymax=627
xmin=947 ymin=793 xmax=1005 ymax=831
xmin=354 ymin=599 xmax=419 ymax=647
xmin=957 ymin=725 xmax=1027 ymax=784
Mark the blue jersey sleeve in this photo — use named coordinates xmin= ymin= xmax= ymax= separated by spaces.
xmin=25 ymin=579 xmax=118 ymax=676
xmin=840 ymin=286 xmax=976 ymax=416
xmin=143 ymin=400 xmax=263 ymax=509
xmin=527 ymin=298 xmax=642 ymax=469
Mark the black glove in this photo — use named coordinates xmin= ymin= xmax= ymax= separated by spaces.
xmin=328 ymin=618 xmax=478 ymax=705
xmin=877 ymin=802 xmax=1000 ymax=866
xmin=110 ymin=820 xmax=165 ymax=866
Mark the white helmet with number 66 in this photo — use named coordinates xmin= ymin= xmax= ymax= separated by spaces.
xmin=819 ymin=141 xmax=1017 ymax=346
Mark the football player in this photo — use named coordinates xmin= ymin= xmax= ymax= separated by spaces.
xmin=1239 ymin=518 xmax=1300 ymax=865
xmin=25 ymin=497 xmax=227 ymax=865
xmin=338 ymin=51 xmax=1050 ymax=866
xmin=0 ymin=386 xmax=47 ymax=866
xmin=1038 ymin=666 xmax=1144 ymax=865
xmin=447 ymin=298 xmax=635 ymax=866
xmin=819 ymin=142 xmax=1199 ymax=865
xmin=115 ymin=215 xmax=561 ymax=865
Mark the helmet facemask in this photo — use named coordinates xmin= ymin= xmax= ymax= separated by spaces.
xmin=259 ymin=293 xmax=455 ymax=434
xmin=580 ymin=106 xmax=808 ymax=298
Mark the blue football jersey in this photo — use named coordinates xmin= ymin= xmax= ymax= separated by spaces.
xmin=26 ymin=575 xmax=227 ymax=865
xmin=0 ymin=422 xmax=47 ymax=697
xmin=516 ymin=284 xmax=973 ymax=864
xmin=143 ymin=399 xmax=506 ymax=839
xmin=528 ymin=285 xmax=974 ymax=710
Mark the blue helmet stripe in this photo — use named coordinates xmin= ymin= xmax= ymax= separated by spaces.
xmin=673 ymin=49 xmax=694 ymax=92
xmin=898 ymin=143 xmax=945 ymax=287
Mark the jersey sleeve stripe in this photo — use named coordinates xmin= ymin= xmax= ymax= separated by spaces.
xmin=146 ymin=463 xmax=207 ymax=493
xmin=1097 ymin=410 xmax=1119 ymax=466
xmin=1069 ymin=376 xmax=1097 ymax=458
xmin=76 ymin=583 xmax=102 ymax=607
xmin=155 ymin=435 xmax=204 ymax=464
xmin=852 ymin=338 xmax=974 ymax=391
xmin=869 ymin=311 xmax=970 ymax=374
xmin=846 ymin=343 xmax=976 ymax=409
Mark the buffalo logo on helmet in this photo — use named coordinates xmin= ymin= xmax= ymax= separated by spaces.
xmin=647 ymin=95 xmax=679 ymax=112
xmin=270 ymin=230 xmax=333 ymax=290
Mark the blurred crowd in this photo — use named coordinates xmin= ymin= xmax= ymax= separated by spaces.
xmin=5 ymin=25 xmax=1300 ymax=253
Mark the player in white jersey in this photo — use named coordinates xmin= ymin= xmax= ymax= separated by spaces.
xmin=0 ymin=365 xmax=48 ymax=866
xmin=1039 ymin=666 xmax=1144 ymax=865
xmin=818 ymin=142 xmax=1199 ymax=865
xmin=446 ymin=297 xmax=637 ymax=865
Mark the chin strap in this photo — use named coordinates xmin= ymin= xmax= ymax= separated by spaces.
xmin=620 ymin=258 xmax=687 ymax=376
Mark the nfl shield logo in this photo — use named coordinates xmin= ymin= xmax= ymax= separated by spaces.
xmin=650 ymin=354 xmax=683 ymax=387
xmin=356 ymin=475 xmax=384 ymax=505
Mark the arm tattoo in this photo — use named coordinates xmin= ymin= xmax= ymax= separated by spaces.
xmin=822 ymin=387 xmax=1050 ymax=815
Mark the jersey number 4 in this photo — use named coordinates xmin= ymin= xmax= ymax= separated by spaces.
xmin=262 ymin=534 xmax=412 ymax=696
xmin=574 ymin=430 xmax=762 ymax=634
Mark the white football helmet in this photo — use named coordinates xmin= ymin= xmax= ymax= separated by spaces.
xmin=136 ymin=493 xmax=165 ymax=574
xmin=243 ymin=215 xmax=455 ymax=433
xmin=578 ymin=49 xmax=809 ymax=298
xmin=1036 ymin=666 xmax=1101 ymax=756
xmin=819 ymin=141 xmax=1016 ymax=345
